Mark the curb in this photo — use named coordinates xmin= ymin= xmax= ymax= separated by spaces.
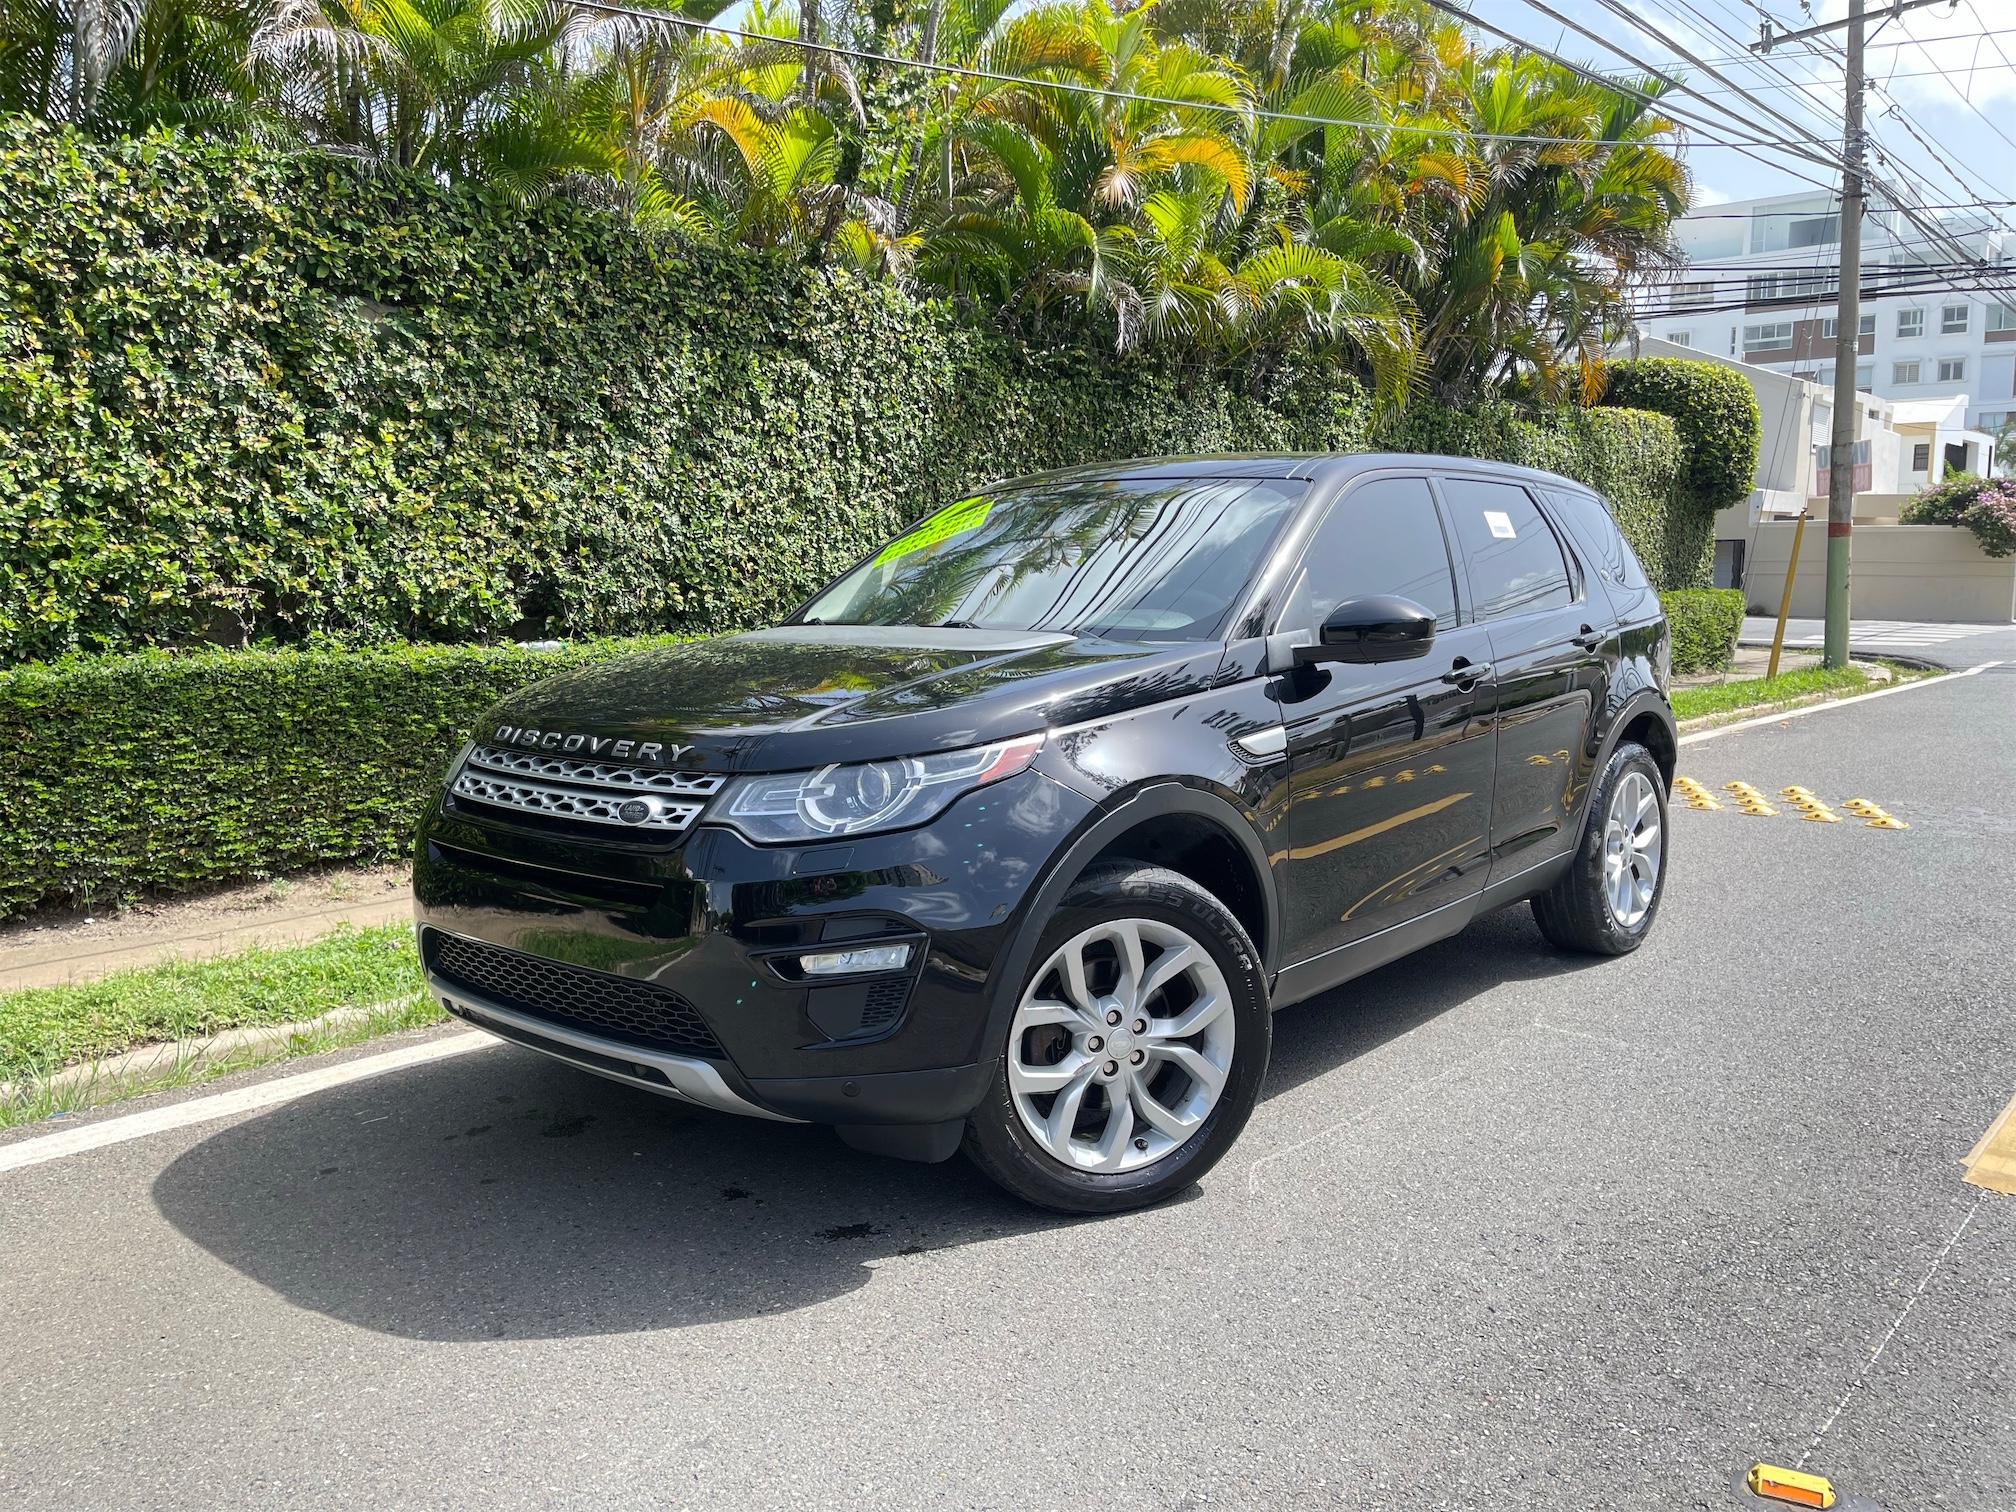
xmin=0 ymin=996 xmax=426 ymax=1111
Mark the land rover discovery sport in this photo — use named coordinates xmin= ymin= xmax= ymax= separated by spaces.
xmin=414 ymin=453 xmax=1676 ymax=1213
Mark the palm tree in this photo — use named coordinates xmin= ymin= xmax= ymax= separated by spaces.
xmin=252 ymin=0 xmax=580 ymax=175
xmin=1101 ymin=183 xmax=1415 ymax=398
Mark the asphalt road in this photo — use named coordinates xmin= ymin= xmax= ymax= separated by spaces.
xmin=3 ymin=638 xmax=2012 ymax=1511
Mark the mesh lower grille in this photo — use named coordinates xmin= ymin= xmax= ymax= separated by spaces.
xmin=424 ymin=930 xmax=725 ymax=1060
xmin=858 ymin=977 xmax=911 ymax=1033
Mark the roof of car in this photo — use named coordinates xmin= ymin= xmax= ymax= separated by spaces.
xmin=992 ymin=451 xmax=1601 ymax=494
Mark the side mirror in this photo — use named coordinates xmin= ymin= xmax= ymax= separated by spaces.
xmin=1295 ymin=595 xmax=1437 ymax=665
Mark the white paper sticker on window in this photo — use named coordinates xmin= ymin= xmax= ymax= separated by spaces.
xmin=1484 ymin=510 xmax=1516 ymax=539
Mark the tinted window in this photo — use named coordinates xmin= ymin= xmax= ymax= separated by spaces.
xmin=800 ymin=479 xmax=1304 ymax=642
xmin=1543 ymin=487 xmax=1651 ymax=590
xmin=1278 ymin=476 xmax=1458 ymax=631
xmin=1440 ymin=478 xmax=1574 ymax=620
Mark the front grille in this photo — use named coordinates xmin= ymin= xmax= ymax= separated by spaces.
xmin=450 ymin=746 xmax=724 ymax=835
xmin=424 ymin=929 xmax=726 ymax=1060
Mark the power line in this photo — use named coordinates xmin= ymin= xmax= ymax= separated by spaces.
xmin=1568 ymin=0 xmax=1991 ymax=251
xmin=1496 ymin=0 xmax=1848 ymax=182
xmin=1630 ymin=272 xmax=2016 ymax=318
xmin=1482 ymin=0 xmax=1993 ymax=250
xmin=1679 ymin=202 xmax=2016 ymax=215
xmin=1890 ymin=3 xmax=2016 ymax=161
xmin=1423 ymin=0 xmax=1846 ymax=193
xmin=1588 ymin=0 xmax=2014 ymax=243
xmin=1706 ymin=0 xmax=2016 ymax=219
xmin=1690 ymin=26 xmax=2016 ymax=61
xmin=1684 ymin=61 xmax=2016 ymax=89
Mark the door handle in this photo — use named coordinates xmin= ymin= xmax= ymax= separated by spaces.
xmin=1572 ymin=624 xmax=1605 ymax=650
xmin=1441 ymin=659 xmax=1493 ymax=687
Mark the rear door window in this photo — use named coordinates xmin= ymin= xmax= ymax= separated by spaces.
xmin=1438 ymin=478 xmax=1574 ymax=621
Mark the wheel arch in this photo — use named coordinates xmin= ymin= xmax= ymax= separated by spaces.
xmin=976 ymin=782 xmax=1279 ymax=1065
xmin=1601 ymin=690 xmax=1678 ymax=788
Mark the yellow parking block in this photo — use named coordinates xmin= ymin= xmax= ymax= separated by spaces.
xmin=1747 ymin=1463 xmax=1836 ymax=1507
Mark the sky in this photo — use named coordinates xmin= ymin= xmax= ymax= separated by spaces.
xmin=1493 ymin=0 xmax=2016 ymax=218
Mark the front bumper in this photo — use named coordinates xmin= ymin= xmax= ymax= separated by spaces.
xmin=429 ymin=974 xmax=800 ymax=1121
xmin=413 ymin=766 xmax=1092 ymax=1125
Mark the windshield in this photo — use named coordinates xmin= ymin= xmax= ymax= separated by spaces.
xmin=798 ymin=478 xmax=1306 ymax=642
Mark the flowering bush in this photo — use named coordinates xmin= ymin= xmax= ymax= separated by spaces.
xmin=1899 ymin=473 xmax=2016 ymax=558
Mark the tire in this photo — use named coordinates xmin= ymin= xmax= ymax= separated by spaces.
xmin=963 ymin=863 xmax=1271 ymax=1214
xmin=1531 ymin=740 xmax=1668 ymax=956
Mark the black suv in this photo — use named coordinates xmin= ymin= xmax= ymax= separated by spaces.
xmin=415 ymin=454 xmax=1675 ymax=1212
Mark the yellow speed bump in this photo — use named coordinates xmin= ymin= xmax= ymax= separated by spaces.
xmin=1780 ymin=787 xmax=1843 ymax=823
xmin=1747 ymin=1463 xmax=1836 ymax=1507
xmin=1724 ymin=780 xmax=1778 ymax=816
xmin=1673 ymin=776 xmax=1722 ymax=810
xmin=1962 ymin=1086 xmax=2016 ymax=1195
xmin=1842 ymin=798 xmax=1908 ymax=830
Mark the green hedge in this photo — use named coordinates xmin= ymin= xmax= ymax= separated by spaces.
xmin=1660 ymin=588 xmax=1746 ymax=676
xmin=0 ymin=119 xmax=1710 ymax=667
xmin=0 ymin=638 xmax=678 ymax=916
xmin=1371 ymin=400 xmax=1695 ymax=587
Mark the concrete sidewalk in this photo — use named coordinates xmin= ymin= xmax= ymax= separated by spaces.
xmin=0 ymin=867 xmax=412 ymax=993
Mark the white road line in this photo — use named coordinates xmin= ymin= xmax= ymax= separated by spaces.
xmin=1797 ymin=1193 xmax=1985 ymax=1470
xmin=1679 ymin=661 xmax=2004 ymax=747
xmin=0 ymin=1031 xmax=494 ymax=1175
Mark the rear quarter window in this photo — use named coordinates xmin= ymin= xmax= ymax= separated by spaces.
xmin=1542 ymin=488 xmax=1652 ymax=592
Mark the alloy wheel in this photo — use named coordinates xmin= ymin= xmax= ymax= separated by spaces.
xmin=1602 ymin=770 xmax=1663 ymax=928
xmin=1007 ymin=918 xmax=1235 ymax=1174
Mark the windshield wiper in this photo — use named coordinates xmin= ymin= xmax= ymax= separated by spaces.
xmin=938 ymin=620 xmax=981 ymax=629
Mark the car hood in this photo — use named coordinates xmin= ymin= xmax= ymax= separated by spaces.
xmin=479 ymin=625 xmax=1228 ymax=772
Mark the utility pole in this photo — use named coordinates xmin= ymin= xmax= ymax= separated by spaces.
xmin=1756 ymin=0 xmax=1961 ymax=665
xmin=1822 ymin=0 xmax=1865 ymax=670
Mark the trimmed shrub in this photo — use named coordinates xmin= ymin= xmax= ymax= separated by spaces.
xmin=0 ymin=121 xmax=1706 ymax=668
xmin=1899 ymin=473 xmax=2016 ymax=557
xmin=1601 ymin=359 xmax=1761 ymax=514
xmin=0 ymin=638 xmax=680 ymax=917
xmin=1601 ymin=359 xmax=1762 ymax=588
xmin=1660 ymin=588 xmax=1747 ymax=676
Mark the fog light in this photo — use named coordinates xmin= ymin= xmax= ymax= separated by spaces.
xmin=798 ymin=944 xmax=911 ymax=976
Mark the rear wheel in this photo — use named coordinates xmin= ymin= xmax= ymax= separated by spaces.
xmin=1531 ymin=741 xmax=1667 ymax=955
xmin=963 ymin=864 xmax=1270 ymax=1213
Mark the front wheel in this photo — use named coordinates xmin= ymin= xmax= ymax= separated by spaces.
xmin=963 ymin=864 xmax=1271 ymax=1214
xmin=1531 ymin=740 xmax=1668 ymax=955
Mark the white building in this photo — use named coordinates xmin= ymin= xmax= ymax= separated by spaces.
xmin=1610 ymin=335 xmax=1914 ymax=588
xmin=1640 ymin=190 xmax=2011 ymax=474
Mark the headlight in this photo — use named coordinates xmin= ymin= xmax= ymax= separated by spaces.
xmin=718 ymin=734 xmax=1044 ymax=844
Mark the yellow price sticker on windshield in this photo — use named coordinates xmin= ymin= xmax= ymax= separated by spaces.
xmin=873 ymin=496 xmax=992 ymax=565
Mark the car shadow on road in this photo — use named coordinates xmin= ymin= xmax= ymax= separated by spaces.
xmin=151 ymin=903 xmax=1602 ymax=1343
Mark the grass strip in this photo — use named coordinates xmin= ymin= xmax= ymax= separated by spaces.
xmin=0 ymin=994 xmax=446 ymax=1129
xmin=0 ymin=924 xmax=427 ymax=1084
xmin=1671 ymin=664 xmax=1884 ymax=723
